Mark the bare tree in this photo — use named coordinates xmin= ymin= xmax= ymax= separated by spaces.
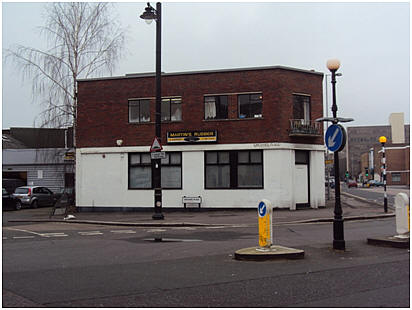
xmin=6 ymin=2 xmax=125 ymax=130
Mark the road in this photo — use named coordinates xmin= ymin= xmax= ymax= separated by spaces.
xmin=341 ymin=185 xmax=410 ymax=208
xmin=2 ymin=216 xmax=409 ymax=307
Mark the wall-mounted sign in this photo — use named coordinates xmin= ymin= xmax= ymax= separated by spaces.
xmin=167 ymin=130 xmax=217 ymax=144
xmin=64 ymin=152 xmax=75 ymax=161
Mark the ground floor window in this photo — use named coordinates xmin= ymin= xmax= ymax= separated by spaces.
xmin=205 ymin=150 xmax=263 ymax=189
xmin=391 ymin=172 xmax=401 ymax=183
xmin=128 ymin=152 xmax=182 ymax=189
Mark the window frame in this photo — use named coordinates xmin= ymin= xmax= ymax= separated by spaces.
xmin=161 ymin=97 xmax=182 ymax=122
xmin=128 ymin=99 xmax=151 ymax=123
xmin=204 ymin=150 xmax=264 ymax=189
xmin=128 ymin=152 xmax=182 ymax=189
xmin=292 ymin=94 xmax=311 ymax=122
xmin=204 ymin=95 xmax=229 ymax=120
xmin=238 ymin=93 xmax=263 ymax=119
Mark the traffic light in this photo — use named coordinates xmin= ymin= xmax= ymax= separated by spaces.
xmin=365 ymin=167 xmax=369 ymax=177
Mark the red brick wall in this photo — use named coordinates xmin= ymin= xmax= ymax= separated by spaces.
xmin=76 ymin=67 xmax=324 ymax=148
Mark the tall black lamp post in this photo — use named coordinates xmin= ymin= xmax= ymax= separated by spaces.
xmin=317 ymin=59 xmax=353 ymax=250
xmin=327 ymin=59 xmax=345 ymax=250
xmin=140 ymin=2 xmax=164 ymax=220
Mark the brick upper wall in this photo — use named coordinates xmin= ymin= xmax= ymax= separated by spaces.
xmin=76 ymin=67 xmax=324 ymax=148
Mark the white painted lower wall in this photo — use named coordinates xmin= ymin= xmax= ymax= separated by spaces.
xmin=76 ymin=142 xmax=325 ymax=210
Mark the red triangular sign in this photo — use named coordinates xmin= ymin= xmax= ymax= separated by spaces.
xmin=150 ymin=137 xmax=163 ymax=152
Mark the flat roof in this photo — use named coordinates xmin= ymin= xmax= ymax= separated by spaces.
xmin=77 ymin=65 xmax=324 ymax=82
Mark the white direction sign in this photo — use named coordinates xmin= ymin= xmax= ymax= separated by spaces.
xmin=151 ymin=151 xmax=166 ymax=160
xmin=325 ymin=124 xmax=346 ymax=152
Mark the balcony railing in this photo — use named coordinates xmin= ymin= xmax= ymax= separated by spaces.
xmin=289 ymin=119 xmax=322 ymax=137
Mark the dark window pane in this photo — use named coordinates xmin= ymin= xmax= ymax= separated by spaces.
xmin=206 ymin=165 xmax=230 ymax=188
xmin=162 ymin=166 xmax=181 ymax=188
xmin=171 ymin=98 xmax=182 ymax=121
xmin=170 ymin=153 xmax=181 ymax=164
xmin=218 ymin=152 xmax=230 ymax=164
xmin=129 ymin=101 xmax=140 ymax=122
xmin=238 ymin=151 xmax=249 ymax=163
xmin=129 ymin=166 xmax=152 ymax=188
xmin=141 ymin=153 xmax=152 ymax=164
xmin=250 ymin=151 xmax=262 ymax=163
xmin=140 ymin=99 xmax=150 ymax=122
xmin=238 ymin=94 xmax=262 ymax=118
xmin=238 ymin=165 xmax=262 ymax=188
xmin=161 ymin=99 xmax=171 ymax=121
xmin=206 ymin=152 xmax=217 ymax=164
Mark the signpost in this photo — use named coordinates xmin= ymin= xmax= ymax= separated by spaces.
xmin=258 ymin=199 xmax=273 ymax=249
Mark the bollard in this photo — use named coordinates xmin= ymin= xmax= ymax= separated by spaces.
xmin=395 ymin=193 xmax=409 ymax=237
xmin=257 ymin=199 xmax=273 ymax=249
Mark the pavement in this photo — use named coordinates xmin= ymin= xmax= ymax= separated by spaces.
xmin=6 ymin=189 xmax=398 ymax=228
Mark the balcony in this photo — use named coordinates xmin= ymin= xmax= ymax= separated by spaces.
xmin=289 ymin=119 xmax=322 ymax=137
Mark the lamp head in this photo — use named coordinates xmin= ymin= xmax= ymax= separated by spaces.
xmin=379 ymin=136 xmax=387 ymax=144
xmin=327 ymin=59 xmax=341 ymax=72
xmin=140 ymin=2 xmax=156 ymax=24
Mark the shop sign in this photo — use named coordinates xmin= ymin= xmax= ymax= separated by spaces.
xmin=167 ymin=130 xmax=217 ymax=144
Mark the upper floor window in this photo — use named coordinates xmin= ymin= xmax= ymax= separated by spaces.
xmin=238 ymin=93 xmax=262 ymax=119
xmin=129 ymin=99 xmax=150 ymax=123
xmin=293 ymin=94 xmax=311 ymax=122
xmin=162 ymin=97 xmax=182 ymax=122
xmin=204 ymin=95 xmax=228 ymax=120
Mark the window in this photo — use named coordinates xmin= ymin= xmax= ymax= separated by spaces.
xmin=129 ymin=152 xmax=182 ymax=189
xmin=162 ymin=97 xmax=182 ymax=122
xmin=129 ymin=99 xmax=150 ymax=123
xmin=205 ymin=150 xmax=263 ymax=189
xmin=204 ymin=95 xmax=228 ymax=120
xmin=238 ymin=93 xmax=262 ymax=119
xmin=293 ymin=95 xmax=311 ymax=122
xmin=391 ymin=172 xmax=401 ymax=183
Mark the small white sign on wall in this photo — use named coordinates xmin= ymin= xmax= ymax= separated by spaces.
xmin=38 ymin=170 xmax=43 ymax=179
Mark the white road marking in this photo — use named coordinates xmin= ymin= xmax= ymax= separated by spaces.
xmin=13 ymin=236 xmax=35 ymax=239
xmin=171 ymin=227 xmax=196 ymax=231
xmin=41 ymin=233 xmax=68 ymax=237
xmin=78 ymin=231 xmax=103 ymax=236
xmin=110 ymin=230 xmax=136 ymax=234
xmin=146 ymin=229 xmax=166 ymax=233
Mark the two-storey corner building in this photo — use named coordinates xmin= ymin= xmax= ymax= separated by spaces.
xmin=76 ymin=66 xmax=325 ymax=211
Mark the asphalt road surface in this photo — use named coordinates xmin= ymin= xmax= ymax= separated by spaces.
xmin=2 ymin=217 xmax=410 ymax=307
xmin=342 ymin=185 xmax=410 ymax=208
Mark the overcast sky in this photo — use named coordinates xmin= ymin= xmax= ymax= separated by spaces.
xmin=2 ymin=1 xmax=410 ymax=129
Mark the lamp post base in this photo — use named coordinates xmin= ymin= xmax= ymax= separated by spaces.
xmin=333 ymin=218 xmax=345 ymax=250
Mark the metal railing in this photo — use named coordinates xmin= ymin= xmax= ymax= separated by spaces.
xmin=289 ymin=119 xmax=322 ymax=136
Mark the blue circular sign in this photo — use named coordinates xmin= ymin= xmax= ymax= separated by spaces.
xmin=325 ymin=124 xmax=346 ymax=152
xmin=258 ymin=201 xmax=267 ymax=217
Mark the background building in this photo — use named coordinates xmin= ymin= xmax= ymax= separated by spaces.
xmin=344 ymin=113 xmax=409 ymax=179
xmin=2 ymin=127 xmax=74 ymax=193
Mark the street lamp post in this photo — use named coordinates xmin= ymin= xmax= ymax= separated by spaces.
xmin=327 ymin=59 xmax=345 ymax=251
xmin=140 ymin=2 xmax=164 ymax=220
xmin=379 ymin=136 xmax=388 ymax=213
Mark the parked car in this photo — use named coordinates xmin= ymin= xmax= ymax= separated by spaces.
xmin=2 ymin=188 xmax=18 ymax=210
xmin=367 ymin=180 xmax=384 ymax=187
xmin=12 ymin=186 xmax=57 ymax=209
xmin=347 ymin=180 xmax=358 ymax=188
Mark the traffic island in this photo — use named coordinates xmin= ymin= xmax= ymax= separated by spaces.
xmin=234 ymin=245 xmax=305 ymax=261
xmin=367 ymin=236 xmax=410 ymax=249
